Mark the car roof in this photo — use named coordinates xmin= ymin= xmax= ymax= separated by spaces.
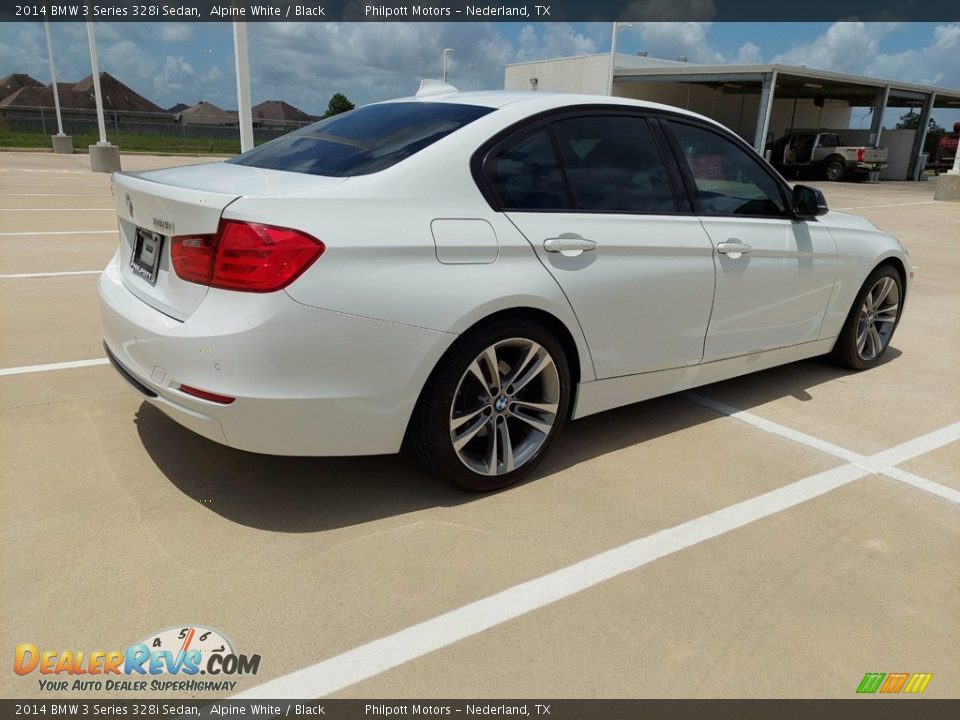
xmin=377 ymin=89 xmax=709 ymax=121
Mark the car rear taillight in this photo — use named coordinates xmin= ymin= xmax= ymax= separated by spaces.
xmin=171 ymin=221 xmax=324 ymax=292
xmin=171 ymin=234 xmax=216 ymax=284
xmin=857 ymin=147 xmax=865 ymax=162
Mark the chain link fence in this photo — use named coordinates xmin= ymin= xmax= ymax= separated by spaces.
xmin=0 ymin=105 xmax=313 ymax=143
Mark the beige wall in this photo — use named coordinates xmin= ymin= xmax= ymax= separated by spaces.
xmin=504 ymin=55 xmax=611 ymax=95
xmin=769 ymin=98 xmax=853 ymax=139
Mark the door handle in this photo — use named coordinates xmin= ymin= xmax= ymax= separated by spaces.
xmin=716 ymin=241 xmax=752 ymax=259
xmin=544 ymin=234 xmax=597 ymax=257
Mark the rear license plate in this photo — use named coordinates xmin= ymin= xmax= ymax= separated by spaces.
xmin=130 ymin=228 xmax=164 ymax=285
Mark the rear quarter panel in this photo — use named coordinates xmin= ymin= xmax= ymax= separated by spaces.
xmin=222 ymin=157 xmax=596 ymax=384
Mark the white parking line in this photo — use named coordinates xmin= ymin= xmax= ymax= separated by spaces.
xmin=0 ymin=193 xmax=112 ymax=197
xmin=0 ymin=271 xmax=101 ymax=279
xmin=0 ymin=173 xmax=108 ymax=177
xmin=686 ymin=393 xmax=960 ymax=505
xmin=0 ymin=180 xmax=108 ymax=184
xmin=0 ymin=208 xmax=115 ymax=212
xmin=0 ymin=171 xmax=100 ymax=175
xmin=0 ymin=358 xmax=109 ymax=377
xmin=687 ymin=394 xmax=862 ymax=463
xmin=0 ymin=230 xmax=118 ymax=236
xmin=231 ymin=419 xmax=960 ymax=700
xmin=880 ymin=465 xmax=960 ymax=505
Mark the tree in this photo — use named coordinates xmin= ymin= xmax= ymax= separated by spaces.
xmin=896 ymin=111 xmax=946 ymax=155
xmin=896 ymin=110 xmax=943 ymax=133
xmin=324 ymin=93 xmax=355 ymax=118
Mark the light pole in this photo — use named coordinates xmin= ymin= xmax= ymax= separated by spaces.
xmin=607 ymin=22 xmax=632 ymax=96
xmin=43 ymin=20 xmax=72 ymax=154
xmin=442 ymin=48 xmax=454 ymax=84
xmin=233 ymin=21 xmax=254 ymax=153
xmin=86 ymin=21 xmax=107 ymax=146
xmin=85 ymin=21 xmax=119 ymax=171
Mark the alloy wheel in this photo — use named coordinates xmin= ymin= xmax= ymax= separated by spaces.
xmin=856 ymin=275 xmax=900 ymax=361
xmin=449 ymin=338 xmax=561 ymax=477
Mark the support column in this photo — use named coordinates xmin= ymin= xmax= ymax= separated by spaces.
xmin=869 ymin=86 xmax=890 ymax=147
xmin=44 ymin=21 xmax=72 ymax=154
xmin=233 ymin=21 xmax=254 ymax=153
xmin=753 ymin=70 xmax=777 ymax=154
xmin=85 ymin=21 xmax=119 ymax=172
xmin=908 ymin=92 xmax=935 ymax=181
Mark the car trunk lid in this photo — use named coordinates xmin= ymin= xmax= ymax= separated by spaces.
xmin=111 ymin=163 xmax=346 ymax=320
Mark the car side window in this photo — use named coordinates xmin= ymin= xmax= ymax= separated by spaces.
xmin=549 ymin=115 xmax=676 ymax=213
xmin=491 ymin=130 xmax=571 ymax=210
xmin=665 ymin=121 xmax=787 ymax=217
xmin=819 ymin=134 xmax=839 ymax=148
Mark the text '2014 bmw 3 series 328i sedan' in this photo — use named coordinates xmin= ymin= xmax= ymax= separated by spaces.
xmin=99 ymin=85 xmax=910 ymax=491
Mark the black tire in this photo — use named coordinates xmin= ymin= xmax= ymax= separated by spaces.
xmin=824 ymin=159 xmax=845 ymax=181
xmin=409 ymin=318 xmax=571 ymax=492
xmin=832 ymin=264 xmax=904 ymax=370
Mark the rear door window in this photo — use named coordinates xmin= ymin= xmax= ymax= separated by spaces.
xmin=549 ymin=115 xmax=676 ymax=213
xmin=490 ymin=130 xmax=572 ymax=210
xmin=228 ymin=102 xmax=493 ymax=177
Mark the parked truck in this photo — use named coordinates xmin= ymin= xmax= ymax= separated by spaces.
xmin=929 ymin=122 xmax=959 ymax=174
xmin=769 ymin=131 xmax=888 ymax=181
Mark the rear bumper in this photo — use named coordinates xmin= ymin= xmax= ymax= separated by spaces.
xmin=852 ymin=162 xmax=887 ymax=172
xmin=98 ymin=254 xmax=454 ymax=456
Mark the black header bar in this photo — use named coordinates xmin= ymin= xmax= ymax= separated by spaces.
xmin=2 ymin=0 xmax=959 ymax=22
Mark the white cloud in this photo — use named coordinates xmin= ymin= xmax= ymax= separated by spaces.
xmin=626 ymin=22 xmax=725 ymax=63
xmin=245 ymin=22 xmax=520 ymax=111
xmin=771 ymin=22 xmax=899 ymax=73
xmin=515 ymin=23 xmax=599 ymax=61
xmin=202 ymin=65 xmax=224 ymax=84
xmin=733 ymin=41 xmax=762 ymax=65
xmin=152 ymin=55 xmax=194 ymax=102
xmin=771 ymin=22 xmax=960 ymax=89
xmin=862 ymin=23 xmax=960 ymax=87
xmin=100 ymin=39 xmax=159 ymax=86
xmin=158 ymin=24 xmax=193 ymax=44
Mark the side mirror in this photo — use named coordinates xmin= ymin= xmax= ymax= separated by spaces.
xmin=792 ymin=184 xmax=829 ymax=219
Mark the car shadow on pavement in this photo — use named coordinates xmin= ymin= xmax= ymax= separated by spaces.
xmin=135 ymin=350 xmax=900 ymax=533
xmin=535 ymin=349 xmax=897 ymax=476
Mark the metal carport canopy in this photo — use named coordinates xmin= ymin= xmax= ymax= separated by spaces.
xmin=613 ymin=62 xmax=960 ymax=108
xmin=614 ymin=61 xmax=960 ymax=176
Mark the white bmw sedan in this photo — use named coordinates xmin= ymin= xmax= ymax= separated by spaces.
xmin=99 ymin=88 xmax=909 ymax=491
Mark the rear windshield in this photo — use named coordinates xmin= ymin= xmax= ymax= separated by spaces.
xmin=227 ymin=102 xmax=494 ymax=177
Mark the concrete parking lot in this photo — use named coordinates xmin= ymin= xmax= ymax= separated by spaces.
xmin=1 ymin=150 xmax=958 ymax=700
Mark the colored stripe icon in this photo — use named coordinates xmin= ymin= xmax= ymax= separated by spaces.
xmin=903 ymin=673 xmax=934 ymax=693
xmin=857 ymin=672 xmax=933 ymax=694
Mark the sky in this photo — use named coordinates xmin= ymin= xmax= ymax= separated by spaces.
xmin=1 ymin=21 xmax=958 ymax=127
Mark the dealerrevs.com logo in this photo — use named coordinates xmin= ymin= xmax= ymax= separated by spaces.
xmin=14 ymin=625 xmax=261 ymax=693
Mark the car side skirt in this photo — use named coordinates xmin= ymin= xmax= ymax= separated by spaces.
xmin=572 ymin=338 xmax=836 ymax=419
